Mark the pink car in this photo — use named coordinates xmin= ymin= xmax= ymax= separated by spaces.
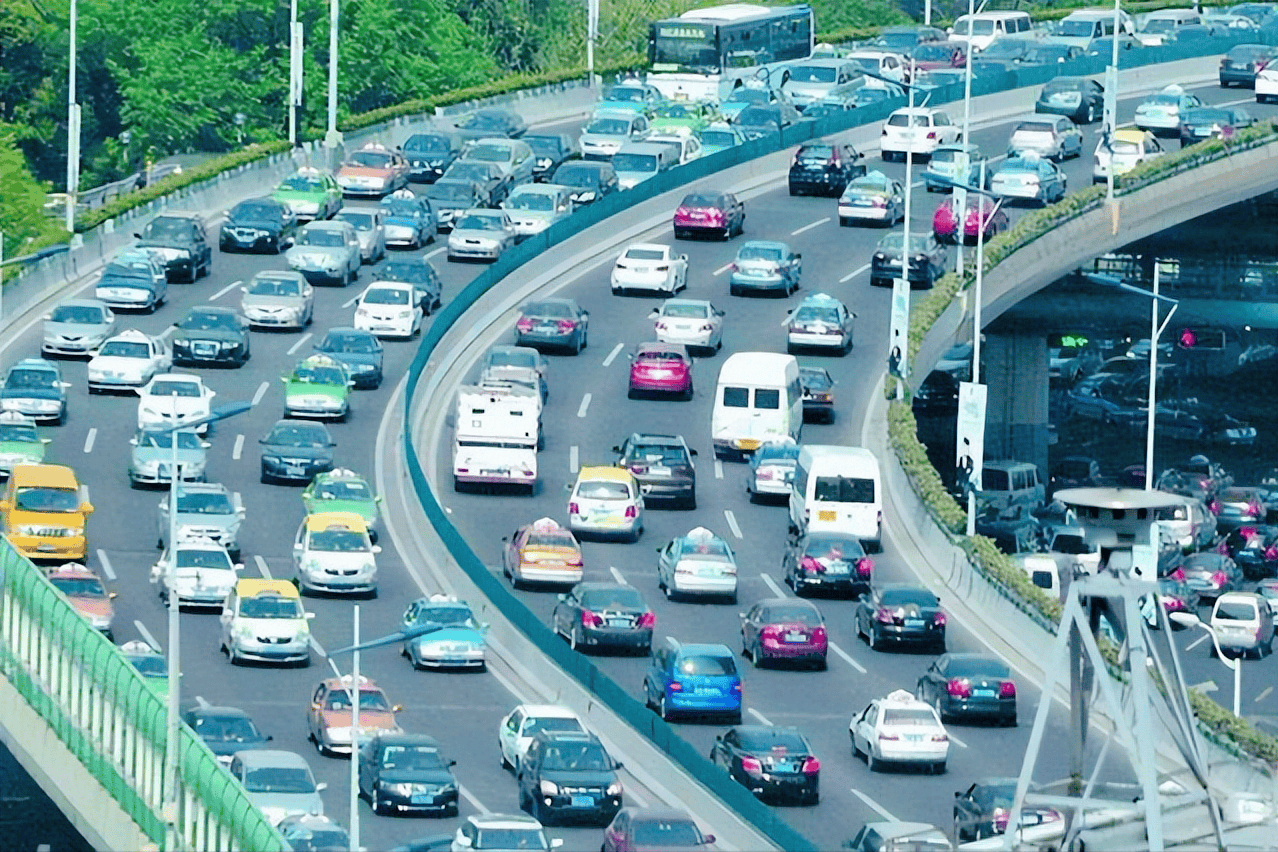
xmin=673 ymin=190 xmax=745 ymax=240
xmin=628 ymin=342 xmax=693 ymax=399
xmin=932 ymin=197 xmax=1009 ymax=245
xmin=740 ymin=598 xmax=828 ymax=669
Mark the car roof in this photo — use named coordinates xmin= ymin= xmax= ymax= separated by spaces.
xmin=576 ymin=465 xmax=635 ymax=482
xmin=11 ymin=358 xmax=58 ymax=372
xmin=467 ymin=813 xmax=544 ymax=828
xmin=47 ymin=562 xmax=97 ymax=579
xmin=1113 ymin=128 xmax=1151 ymax=143
xmin=371 ymin=731 xmax=442 ymax=748
xmin=236 ymin=749 xmax=310 ymax=768
xmin=674 ymin=642 xmax=733 ymax=656
xmin=514 ymin=704 xmax=580 ymax=719
xmin=10 ymin=464 xmax=77 ymax=488
xmin=234 ymin=578 xmax=300 ymax=599
xmin=532 ymin=728 xmax=599 ymax=744
xmin=305 ymin=511 xmax=368 ymax=533
xmin=319 ymin=673 xmax=381 ymax=692
xmin=634 ymin=341 xmax=688 ymax=357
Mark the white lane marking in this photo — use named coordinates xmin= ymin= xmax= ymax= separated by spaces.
xmin=425 ymin=246 xmax=447 ymax=259
xmin=287 ymin=332 xmax=313 ymax=355
xmin=342 ymin=293 xmax=361 ymax=308
xmin=1256 ymin=686 xmax=1274 ymax=704
xmin=829 ymin=641 xmax=867 ymax=674
xmin=602 ymin=342 xmax=624 ymax=367
xmin=714 ymin=460 xmax=724 ymax=480
xmin=252 ymin=381 xmax=270 ymax=406
xmin=1186 ymin=633 xmax=1209 ymax=651
xmin=460 ymin=784 xmax=490 ymax=814
xmin=747 ymin=707 xmax=773 ymax=726
xmin=791 ymin=217 xmax=830 ymax=236
xmin=760 ymin=573 xmax=787 ymax=599
xmin=840 ymin=263 xmax=871 ymax=283
xmin=134 ymin=621 xmax=162 ymax=653
xmin=723 ymin=509 xmax=743 ymax=539
xmin=209 ymin=280 xmax=243 ymax=301
xmin=83 ymin=428 xmax=96 ymax=453
xmin=948 ymin=731 xmax=969 ymax=749
xmin=569 ymin=445 xmax=579 ymax=473
xmin=712 ymin=262 xmax=733 ymax=276
xmin=577 ymin=393 xmax=592 ymax=418
xmin=850 ymin=787 xmax=899 ymax=822
xmin=97 ymin=550 xmax=115 ymax=581
xmin=254 ymin=555 xmax=273 ymax=580
xmin=194 ymin=695 xmax=210 ymax=709
xmin=309 ymin=635 xmax=327 ymax=656
xmin=610 ymin=566 xmax=628 ymax=584
xmin=159 ymin=325 xmax=177 ymax=340
xmin=232 ymin=434 xmax=245 ymax=460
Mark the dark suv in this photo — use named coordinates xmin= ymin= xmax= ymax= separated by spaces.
xmin=612 ymin=433 xmax=697 ymax=509
xmin=135 ymin=212 xmax=212 ymax=281
xmin=788 ymin=141 xmax=865 ymax=197
xmin=219 ymin=197 xmax=297 ymax=254
xmin=171 ymin=306 xmax=251 ymax=367
xmin=517 ymin=730 xmax=623 ymax=826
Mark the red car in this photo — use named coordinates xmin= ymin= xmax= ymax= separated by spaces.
xmin=673 ymin=191 xmax=745 ymax=240
xmin=739 ymin=598 xmax=828 ymax=669
xmin=932 ymin=197 xmax=1009 ymax=245
xmin=602 ymin=806 xmax=716 ymax=851
xmin=628 ymin=342 xmax=693 ymax=399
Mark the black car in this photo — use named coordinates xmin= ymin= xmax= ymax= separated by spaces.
xmin=954 ymin=779 xmax=1060 ymax=841
xmin=219 ymin=197 xmax=297 ymax=254
xmin=424 ymin=179 xmax=485 ymax=232
xmin=1035 ymin=76 xmax=1105 ymax=124
xmin=855 ymin=584 xmax=946 ymax=651
xmin=259 ymin=419 xmax=336 ymax=484
xmin=710 ymin=725 xmax=819 ymax=805
xmin=441 ymin=160 xmax=510 ymax=205
xmin=514 ymin=297 xmax=590 ymax=354
xmin=550 ymin=581 xmax=654 ymax=654
xmin=916 ymin=653 xmax=1017 ymax=726
xmin=517 ymin=730 xmax=623 ymax=826
xmin=783 ymin=530 xmax=873 ymax=597
xmin=524 ymin=133 xmax=577 ymax=181
xmin=788 ymin=141 xmax=866 ymax=197
xmin=1221 ymin=526 xmax=1278 ymax=580
xmin=171 ymin=306 xmax=251 ymax=367
xmin=135 ymin=211 xmax=213 ymax=281
xmin=552 ymin=160 xmax=620 ymax=206
xmin=402 ymin=131 xmax=463 ymax=182
xmin=453 ymin=107 xmax=528 ymax=140
xmin=358 ymin=732 xmax=459 ymax=816
xmin=912 ymin=370 xmax=959 ymax=415
xmin=1020 ymin=43 xmax=1085 ymax=65
xmin=798 ymin=365 xmax=836 ymax=423
xmin=734 ymin=104 xmax=800 ymax=140
xmin=1220 ymin=43 xmax=1277 ymax=87
xmin=870 ymin=232 xmax=948 ymax=289
xmin=1180 ymin=106 xmax=1256 ymax=146
xmin=314 ymin=327 xmax=384 ymax=389
xmin=181 ymin=703 xmax=273 ymax=765
xmin=612 ymin=432 xmax=697 ymax=508
xmin=376 ymin=258 xmax=444 ymax=315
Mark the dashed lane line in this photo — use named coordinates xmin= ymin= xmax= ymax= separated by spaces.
xmin=712 ymin=262 xmax=733 ymax=276
xmin=134 ymin=621 xmax=162 ymax=652
xmin=209 ymin=280 xmax=243 ymax=301
xmin=569 ymin=445 xmax=579 ymax=473
xmin=840 ymin=263 xmax=871 ymax=283
xmin=252 ymin=381 xmax=270 ymax=406
xmin=602 ymin=342 xmax=624 ymax=367
xmin=747 ymin=707 xmax=773 ymax=726
xmin=254 ymin=555 xmax=273 ymax=580
xmin=577 ymin=393 xmax=592 ymax=418
xmin=232 ymin=434 xmax=245 ymax=460
xmin=791 ymin=217 xmax=830 ymax=236
xmin=287 ymin=332 xmax=313 ymax=355
xmin=83 ymin=428 xmax=96 ymax=453
xmin=829 ymin=641 xmax=867 ymax=674
xmin=723 ymin=509 xmax=743 ymax=539
xmin=97 ymin=550 xmax=115 ymax=581
xmin=610 ymin=566 xmax=627 ymax=584
xmin=760 ymin=573 xmax=787 ymax=599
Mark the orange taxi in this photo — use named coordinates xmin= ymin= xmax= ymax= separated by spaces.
xmin=47 ymin=562 xmax=115 ymax=640
xmin=501 ymin=516 xmax=584 ymax=589
xmin=335 ymin=143 xmax=410 ymax=198
xmin=306 ymin=674 xmax=402 ymax=757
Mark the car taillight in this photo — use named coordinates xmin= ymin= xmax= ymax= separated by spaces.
xmin=1211 ymin=570 xmax=1228 ymax=588
xmin=1209 ymin=500 xmax=1222 ymax=514
xmin=557 ymin=320 xmax=577 ymax=332
xmin=1220 ymin=58 xmax=1227 ymax=67
xmin=934 ymin=611 xmax=947 ymax=627
xmin=741 ymin=756 xmax=763 ymax=777
xmin=800 ymin=555 xmax=823 ymax=574
xmin=947 ymin=678 xmax=972 ymax=698
xmin=872 ymin=197 xmax=886 ymax=207
xmin=700 ymin=323 xmax=714 ymax=332
xmin=624 ymin=506 xmax=637 ymax=518
xmin=669 ymin=681 xmax=682 ymax=692
xmin=999 ymin=681 xmax=1017 ymax=698
xmin=569 ymin=502 xmax=580 ymax=515
xmin=1265 ymin=545 xmax=1278 ymax=561
xmin=878 ymin=731 xmax=898 ymax=740
xmin=812 ymin=626 xmax=827 ymax=642
xmin=655 ymin=321 xmax=668 ymax=331
xmin=581 ymin=609 xmax=603 ymax=628
xmin=1200 ymin=477 xmax=1212 ymax=490
xmin=875 ymin=607 xmax=895 ymax=624
xmin=801 ymin=756 xmax=821 ymax=774
xmin=993 ymin=807 xmax=1010 ymax=831
xmin=881 ymin=127 xmax=888 ymax=136
xmin=708 ymin=209 xmax=724 ymax=223
xmin=857 ymin=557 xmax=874 ymax=577
xmin=926 ymin=131 xmax=937 ymax=139
xmin=675 ymin=206 xmax=689 ymax=217
xmin=655 ymin=264 xmax=669 ymax=271
xmin=731 ymin=682 xmax=742 ymax=694
xmin=931 ymin=732 xmax=949 ymax=742
xmin=516 ymin=318 xmax=534 ymax=332
xmin=791 ymin=150 xmax=801 ymax=165
xmin=1217 ymin=540 xmax=1230 ymax=555
xmin=638 ymin=612 xmax=656 ymax=628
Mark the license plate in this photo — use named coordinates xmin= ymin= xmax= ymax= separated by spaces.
xmin=648 ymin=467 xmax=672 ymax=477
xmin=906 ymin=734 xmax=923 ymax=742
xmin=784 ymin=632 xmax=806 ymax=643
xmin=905 ymin=618 xmax=924 ymax=628
xmin=818 ymin=510 xmax=837 ymax=522
xmin=570 ymin=795 xmax=594 ymax=807
xmin=825 ymin=563 xmax=849 ymax=574
xmin=975 ymin=688 xmax=996 ymax=697
xmin=697 ymin=566 xmax=720 ymax=577
xmin=695 ymin=686 xmax=719 ymax=695
xmin=284 ymin=465 xmax=304 ymax=477
xmin=608 ymin=618 xmax=630 ymax=627
xmin=411 ymin=793 xmax=431 ymax=804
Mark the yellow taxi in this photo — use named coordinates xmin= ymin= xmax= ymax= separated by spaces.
xmin=501 ymin=516 xmax=584 ymax=588
xmin=1 ymin=463 xmax=93 ymax=561
xmin=567 ymin=466 xmax=645 ymax=542
xmin=219 ymin=578 xmax=314 ymax=666
xmin=306 ymin=674 xmax=402 ymax=756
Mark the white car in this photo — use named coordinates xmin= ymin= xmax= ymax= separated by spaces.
xmin=611 ymin=244 xmax=688 ymax=296
xmin=136 ymin=373 xmax=215 ymax=434
xmin=844 ymin=50 xmax=909 ymax=83
xmin=850 ymin=689 xmax=950 ymax=774
xmin=1209 ymin=592 xmax=1275 ymax=658
xmin=786 ymin=292 xmax=856 ymax=353
xmin=651 ymin=298 xmax=725 ymax=353
xmin=1092 ymin=128 xmax=1165 ymax=182
xmin=333 ymin=208 xmax=387 ymax=264
xmin=292 ymin=512 xmax=380 ymax=596
xmin=1257 ymin=64 xmax=1278 ymax=103
xmin=498 ymin=704 xmax=586 ymax=771
xmin=150 ymin=534 xmax=242 ymax=609
xmin=452 ymin=813 xmax=562 ymax=852
xmin=656 ymin=526 xmax=739 ymax=602
xmin=1132 ymin=84 xmax=1202 ymax=134
xmin=353 ymin=282 xmax=422 ymax=339
xmin=239 ymin=270 xmax=314 ymax=330
xmin=880 ymin=108 xmax=962 ymax=161
xmin=86 ymin=330 xmax=172 ymax=393
xmin=579 ymin=109 xmax=652 ymax=159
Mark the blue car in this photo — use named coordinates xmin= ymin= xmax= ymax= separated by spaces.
xmin=0 ymin=358 xmax=70 ymax=425
xmin=401 ymin=595 xmax=488 ymax=671
xmin=643 ymin=639 xmax=742 ymax=723
xmin=595 ymin=80 xmax=664 ymax=116
xmin=379 ymin=190 xmax=437 ymax=250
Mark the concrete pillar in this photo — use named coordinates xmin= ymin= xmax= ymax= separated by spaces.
xmin=983 ymin=331 xmax=1049 ymax=478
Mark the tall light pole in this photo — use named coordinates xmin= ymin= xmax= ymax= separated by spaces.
xmin=65 ymin=0 xmax=80 ymax=234
xmin=289 ymin=0 xmax=304 ymax=148
xmin=160 ymin=400 xmax=252 ymax=852
xmin=324 ymin=608 xmax=362 ymax=852
xmin=1106 ymin=0 xmax=1122 ymax=206
xmin=957 ymin=0 xmax=978 ymax=275
xmin=1170 ymin=612 xmax=1241 ymax=717
xmin=586 ymin=0 xmax=600 ymax=87
xmin=326 ymin=0 xmax=341 ymax=153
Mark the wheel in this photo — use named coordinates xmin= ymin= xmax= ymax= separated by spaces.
xmin=659 ymin=694 xmax=672 ymax=721
xmin=372 ymin=787 xmax=389 ymax=815
xmin=851 ymin=732 xmax=864 ymax=759
xmin=569 ymin=626 xmax=580 ymax=651
xmin=933 ymin=694 xmax=947 ymax=724
xmin=729 ymin=283 xmax=741 ymax=296
xmin=933 ymin=761 xmax=947 ymax=775
xmin=500 ymin=744 xmax=513 ymax=771
xmin=869 ymin=626 xmax=882 ymax=651
xmin=867 ymin=752 xmax=882 ymax=772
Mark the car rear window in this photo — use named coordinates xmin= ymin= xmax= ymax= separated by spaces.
xmin=677 ymin=654 xmax=736 ymax=676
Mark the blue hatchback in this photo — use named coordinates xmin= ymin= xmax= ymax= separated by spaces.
xmin=643 ymin=640 xmax=742 ymax=723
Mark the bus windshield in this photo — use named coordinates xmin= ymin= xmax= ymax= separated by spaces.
xmin=649 ymin=22 xmax=720 ymax=73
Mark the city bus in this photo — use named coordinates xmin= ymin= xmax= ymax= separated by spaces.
xmin=647 ymin=4 xmax=815 ymax=103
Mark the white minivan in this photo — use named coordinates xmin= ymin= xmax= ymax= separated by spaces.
xmin=789 ymin=445 xmax=883 ymax=551
xmin=949 ymin=11 xmax=1035 ymax=52
xmin=711 ymin=352 xmax=802 ymax=460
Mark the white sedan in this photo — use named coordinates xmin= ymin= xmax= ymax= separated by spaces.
xmin=150 ymin=534 xmax=242 ymax=609
xmin=850 ymin=689 xmax=950 ymax=774
xmin=651 ymin=298 xmax=725 ymax=353
xmin=611 ymin=244 xmax=688 ymax=296
xmin=292 ymin=512 xmax=380 ymax=596
xmin=353 ymin=282 xmax=422 ymax=339
xmin=136 ymin=374 xmax=214 ymax=434
xmin=87 ymin=330 xmax=172 ymax=393
xmin=656 ymin=526 xmax=739 ymax=602
xmin=880 ymin=107 xmax=962 ymax=161
xmin=497 ymin=704 xmax=585 ymax=771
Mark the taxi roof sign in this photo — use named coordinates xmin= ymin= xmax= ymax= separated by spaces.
xmin=306 ymin=511 xmax=368 ymax=533
xmin=530 ymin=517 xmax=563 ymax=532
xmin=235 ymin=577 xmax=300 ymax=598
xmin=684 ymin=526 xmax=720 ymax=541
xmin=884 ymin=688 xmax=921 ymax=704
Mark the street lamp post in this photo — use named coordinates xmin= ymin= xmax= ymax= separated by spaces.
xmin=1170 ymin=612 xmax=1240 ymax=717
xmin=324 ymin=608 xmax=362 ymax=852
xmin=66 ymin=0 xmax=80 ymax=234
xmin=289 ymin=0 xmax=303 ymax=148
xmin=160 ymin=400 xmax=252 ymax=852
xmin=326 ymin=0 xmax=341 ymax=153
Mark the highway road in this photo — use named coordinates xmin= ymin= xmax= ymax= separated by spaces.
xmin=7 ymin=58 xmax=1268 ymax=851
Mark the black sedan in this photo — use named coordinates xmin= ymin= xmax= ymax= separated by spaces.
xmin=514 ymin=297 xmax=589 ymax=354
xmin=402 ymin=131 xmax=463 ymax=183
xmin=550 ymin=582 xmax=654 ymax=654
xmin=782 ymin=530 xmax=874 ymax=598
xmin=954 ymin=779 xmax=1061 ymax=842
xmin=181 ymin=703 xmax=273 ymax=765
xmin=423 ymin=180 xmax=486 ymax=232
xmin=709 ymin=725 xmax=819 ymax=805
xmin=170 ymin=306 xmax=251 ymax=367
xmin=525 ymin=133 xmax=577 ymax=181
xmin=1034 ymin=76 xmax=1105 ymax=124
xmin=453 ymin=107 xmax=528 ymax=140
xmin=1180 ymin=106 xmax=1256 ymax=146
xmin=916 ymin=653 xmax=1017 ymax=726
xmin=612 ymin=432 xmax=697 ymax=508
xmin=358 ymin=732 xmax=459 ymax=816
xmin=869 ymin=232 xmax=948 ymax=289
xmin=314 ymin=327 xmax=384 ymax=390
xmin=552 ymin=161 xmax=619 ymax=206
xmin=1220 ymin=526 xmax=1278 ymax=580
xmin=1219 ymin=43 xmax=1277 ymax=87
xmin=798 ymin=366 xmax=836 ymax=423
xmin=1171 ymin=550 xmax=1244 ymax=601
xmin=219 ymin=197 xmax=297 ymax=254
xmin=259 ymin=419 xmax=336 ymax=484
xmin=855 ymin=584 xmax=947 ymax=652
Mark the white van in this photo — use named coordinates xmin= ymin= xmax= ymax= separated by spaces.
xmin=1052 ymin=8 xmax=1137 ymax=47
xmin=782 ymin=58 xmax=865 ymax=111
xmin=949 ymin=11 xmax=1035 ymax=52
xmin=1135 ymin=8 xmax=1201 ymax=45
xmin=612 ymin=141 xmax=680 ymax=190
xmin=789 ymin=445 xmax=883 ymax=550
xmin=711 ymin=352 xmax=802 ymax=460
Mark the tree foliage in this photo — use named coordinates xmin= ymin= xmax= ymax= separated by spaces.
xmin=0 ymin=122 xmax=68 ymax=268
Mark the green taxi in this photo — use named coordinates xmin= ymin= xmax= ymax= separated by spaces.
xmin=0 ymin=412 xmax=49 ymax=477
xmin=282 ymin=354 xmax=352 ymax=422
xmin=650 ymin=101 xmax=720 ymax=134
xmin=272 ymin=167 xmax=343 ymax=222
xmin=301 ymin=468 xmax=383 ymax=543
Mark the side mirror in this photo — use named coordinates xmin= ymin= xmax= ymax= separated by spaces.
xmin=133 ymin=232 xmax=142 ymax=239
xmin=551 ymin=841 xmax=564 ymax=850
xmin=448 ymin=758 xmax=458 ymax=767
xmin=611 ymin=446 xmax=623 ymax=454
xmin=59 ymin=382 xmax=72 ymax=389
xmin=371 ymin=545 xmax=382 ymax=554
xmin=108 ymin=591 xmax=118 ymax=600
xmin=689 ymin=448 xmax=698 ymax=456
xmin=315 ymin=782 xmax=328 ymax=792
xmin=614 ymin=760 xmax=624 ymax=770
xmin=233 ymin=563 xmax=244 ymax=572
xmin=305 ymin=611 xmax=316 ymax=619
xmin=41 ymin=314 xmax=51 ymax=321
xmin=81 ymin=503 xmax=95 ymax=515
xmin=558 ymin=593 xmax=567 ymax=601
xmin=392 ymin=703 xmax=404 ymax=713
xmin=201 ymin=442 xmax=211 ymax=449
xmin=293 ymin=543 xmax=304 ymax=552
xmin=129 ymin=438 xmax=138 ymax=446
xmin=702 ymin=834 xmax=715 ymax=845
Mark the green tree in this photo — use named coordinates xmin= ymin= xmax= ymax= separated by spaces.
xmin=0 ymin=122 xmax=67 ymax=262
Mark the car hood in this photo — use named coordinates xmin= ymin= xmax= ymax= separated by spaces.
xmin=136 ymin=238 xmax=195 ymax=253
xmin=98 ymin=273 xmax=157 ymax=290
xmin=45 ymin=320 xmax=109 ymax=339
xmin=319 ymin=350 xmax=381 ymax=370
xmin=242 ymin=294 xmax=307 ymax=310
xmin=338 ymin=166 xmax=394 ymax=179
xmin=246 ymin=790 xmax=324 ymax=822
xmin=409 ymin=626 xmax=484 ymax=647
xmin=287 ymin=246 xmax=350 ymax=265
xmin=175 ymin=327 xmax=241 ymax=343
xmin=1 ymin=386 xmax=61 ymax=401
xmin=134 ymin=445 xmax=206 ymax=465
xmin=450 ymin=227 xmax=505 ymax=241
xmin=285 ymin=380 xmax=347 ymax=399
xmin=262 ymin=443 xmax=332 ymax=461
xmin=538 ymin=768 xmax=617 ymax=787
xmin=274 ymin=189 xmax=325 ymax=203
xmin=375 ymin=767 xmax=455 ymax=786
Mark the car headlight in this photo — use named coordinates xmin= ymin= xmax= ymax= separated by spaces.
xmin=540 ymin=780 xmax=560 ymax=796
xmin=326 ymin=726 xmax=352 ymax=741
xmin=606 ymin=781 xmax=623 ymax=797
xmin=219 ymin=340 xmax=239 ymax=350
xmin=421 ymin=640 xmax=448 ymax=655
xmin=397 ymin=310 xmax=412 ymax=319
xmin=236 ymin=624 xmax=254 ymax=638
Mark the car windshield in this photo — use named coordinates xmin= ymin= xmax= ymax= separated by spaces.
xmin=448 ymin=163 xmax=494 ymax=181
xmin=268 ymin=424 xmax=330 ymax=447
xmin=459 ymin=111 xmax=514 ymax=130
xmin=381 ymin=745 xmax=446 ymax=771
xmin=465 ymin=143 xmax=513 ymax=163
xmin=794 ymin=306 xmax=841 ymax=324
xmin=298 ymin=229 xmax=346 ymax=248
xmin=790 ymin=65 xmax=837 ymax=83
xmin=243 ymin=766 xmax=314 ymax=794
xmin=362 ymin=287 xmax=411 ymax=306
xmin=662 ymin=302 xmax=709 ymax=319
xmin=632 ymin=819 xmax=702 ymax=847
xmin=381 ymin=199 xmax=422 ymax=218
xmin=175 ymin=549 xmax=231 ymax=569
xmin=317 ymin=479 xmax=371 ymax=500
xmin=137 ymin=430 xmax=202 ymax=450
xmin=880 ymin=588 xmax=937 ymax=607
xmin=239 ymin=596 xmax=304 ymax=619
xmin=1148 ymin=93 xmax=1182 ymax=106
xmin=738 ymin=244 xmax=782 ymax=261
xmin=736 ymin=727 xmax=808 ymax=751
xmin=147 ymin=380 xmax=200 ymax=397
xmin=323 ymin=689 xmax=388 ymax=711
xmin=1142 ymin=19 xmax=1179 ymax=33
xmin=0 ymin=424 xmax=38 ymax=442
xmin=176 ymin=490 xmax=233 ymax=514
xmin=102 ymin=261 xmax=153 ymax=281
xmin=248 ymin=276 xmax=302 ymax=296
xmin=410 ymin=605 xmax=476 ymax=627
xmin=883 ymin=707 xmax=939 ymax=725
xmin=5 ymin=369 xmax=57 ymax=390
xmin=611 ymin=153 xmax=658 ymax=173
xmin=1188 ymin=109 xmax=1232 ymax=124
xmin=525 ymin=136 xmax=564 ymax=157
xmin=454 ymin=214 xmax=504 ymax=232
xmin=914 ymin=44 xmax=956 ymax=61
xmin=49 ymin=305 xmax=105 ymax=324
xmin=953 ymin=17 xmax=996 ymax=35
xmin=233 ymin=201 xmax=283 ymax=220
xmin=763 ymin=603 xmax=822 ymax=626
xmin=699 ymin=130 xmax=737 ymax=147
xmin=541 ymin=741 xmax=612 ymax=771
xmin=950 ymin=656 xmax=1010 ymax=677
xmin=1057 ymin=20 xmax=1099 ymax=37
xmin=576 ymin=481 xmax=630 ymax=500
xmin=1027 ymin=45 xmax=1070 ymax=61
xmin=475 ymin=828 xmax=548 ymax=850
xmin=1110 ymin=140 xmax=1143 ymax=155
xmin=756 ymin=442 xmax=800 ymax=462
xmin=193 ymin=714 xmax=262 ymax=742
xmin=51 ymin=575 xmax=105 ymax=597
xmin=605 ymin=85 xmax=647 ymax=102
xmin=678 ymin=654 xmax=735 ymax=675
xmin=586 ymin=117 xmax=631 ymax=135
xmin=279 ymin=175 xmax=326 ymax=193
xmin=522 ymin=716 xmax=583 ymax=737
xmin=507 ymin=193 xmax=556 ymax=211
xmin=15 ymin=486 xmax=80 ymax=512
xmin=625 ymin=248 xmax=666 ymax=262
xmin=679 ymin=538 xmax=732 ymax=559
xmin=554 ymin=166 xmax=600 ymax=187
xmin=378 ymin=262 xmax=433 ymax=284
xmin=142 ymin=218 xmax=194 ymax=240
xmin=404 ymin=134 xmax=451 ymax=153
xmin=523 ymin=301 xmax=574 ymax=319
xmin=801 ymin=369 xmax=833 ymax=390
xmin=1216 ymin=600 xmax=1258 ymax=620
xmin=335 ymin=211 xmax=376 ymax=231
xmin=309 ymin=529 xmax=368 ymax=552
xmin=180 ymin=310 xmax=239 ymax=332
xmin=628 ymin=444 xmax=688 ymax=465
xmin=1016 ymin=122 xmax=1056 ymax=135
xmin=348 ymin=150 xmax=392 ymax=168
xmin=635 ymin=349 xmax=685 ymax=364
xmin=579 ymin=586 xmax=646 ymax=609
xmin=321 ymin=331 xmax=378 ymax=354
xmin=425 ymin=183 xmax=475 ymax=202
xmin=526 ymin=528 xmax=578 ymax=548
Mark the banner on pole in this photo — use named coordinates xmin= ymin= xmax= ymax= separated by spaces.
xmin=956 ymin=381 xmax=987 ymax=493
xmin=888 ymin=277 xmax=909 ymax=381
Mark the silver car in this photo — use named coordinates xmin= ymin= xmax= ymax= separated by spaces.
xmin=500 ymin=184 xmax=575 ymax=239
xmin=286 ymin=221 xmax=362 ymax=286
xmin=229 ymin=750 xmax=327 ymax=828
xmin=333 ymin=208 xmax=387 ymax=264
xmin=447 ymin=209 xmax=516 ymax=262
xmin=1007 ymin=115 xmax=1085 ymax=161
xmin=240 ymin=271 xmax=314 ymax=330
xmin=158 ymin=481 xmax=245 ymax=559
xmin=41 ymin=299 xmax=115 ymax=358
xmin=129 ymin=427 xmax=208 ymax=487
